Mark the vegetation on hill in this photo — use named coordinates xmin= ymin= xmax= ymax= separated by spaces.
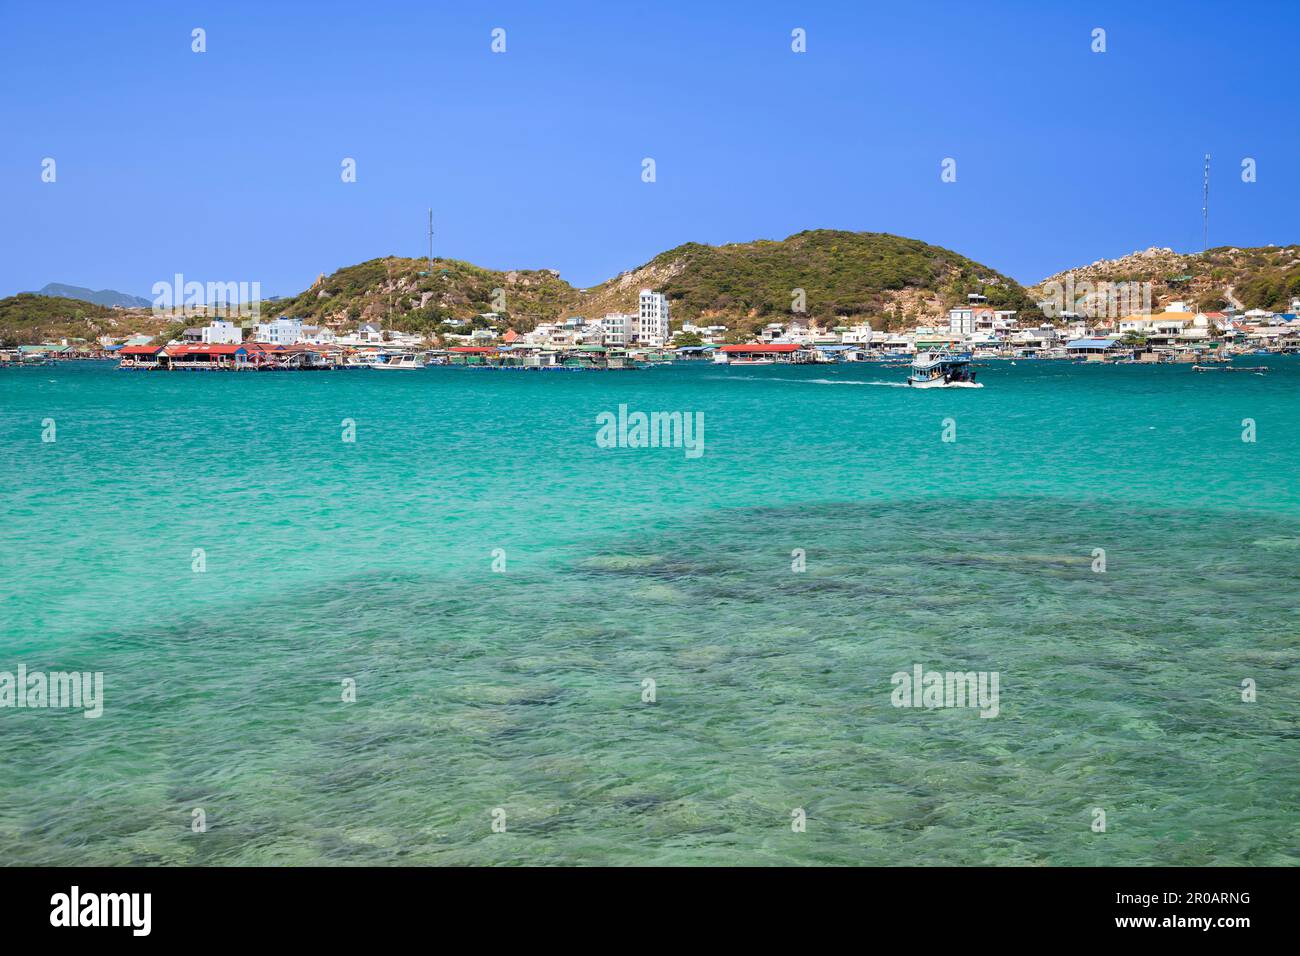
xmin=251 ymin=232 xmax=1038 ymax=340
xmin=1031 ymin=245 xmax=1300 ymax=313
xmin=11 ymin=235 xmax=1298 ymax=347
xmin=579 ymin=230 xmax=1038 ymax=334
xmin=0 ymin=294 xmax=129 ymax=347
xmin=257 ymin=256 xmax=579 ymax=335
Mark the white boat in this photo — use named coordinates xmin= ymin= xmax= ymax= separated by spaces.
xmin=371 ymin=352 xmax=427 ymax=370
xmin=727 ymin=358 xmax=776 ymax=366
xmin=907 ymin=350 xmax=983 ymax=388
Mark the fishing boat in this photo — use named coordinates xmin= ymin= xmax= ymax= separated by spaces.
xmin=1192 ymin=364 xmax=1268 ymax=373
xmin=371 ymin=352 xmax=427 ymax=370
xmin=907 ymin=349 xmax=982 ymax=388
xmin=727 ymin=357 xmax=776 ymax=366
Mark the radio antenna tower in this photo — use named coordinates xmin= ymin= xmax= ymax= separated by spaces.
xmin=428 ymin=208 xmax=434 ymax=274
xmin=1201 ymin=154 xmax=1210 ymax=252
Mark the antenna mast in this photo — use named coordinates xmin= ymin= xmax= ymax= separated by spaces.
xmin=428 ymin=208 xmax=434 ymax=274
xmin=1202 ymin=154 xmax=1210 ymax=253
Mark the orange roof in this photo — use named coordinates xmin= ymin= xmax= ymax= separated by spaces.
xmin=165 ymin=344 xmax=245 ymax=355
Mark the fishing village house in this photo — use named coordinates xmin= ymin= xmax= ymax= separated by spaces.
xmin=839 ymin=323 xmax=875 ymax=345
xmin=336 ymin=322 xmax=385 ymax=347
xmin=598 ymin=313 xmax=633 ymax=346
xmin=948 ymin=306 xmax=1018 ymax=339
xmin=300 ymin=325 xmax=337 ymax=345
xmin=201 ymin=319 xmax=244 ymax=344
xmin=255 ymin=316 xmax=304 ymax=345
xmin=523 ymin=317 xmax=606 ymax=348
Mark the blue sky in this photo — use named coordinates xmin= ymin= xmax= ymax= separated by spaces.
xmin=2 ymin=0 xmax=1297 ymax=299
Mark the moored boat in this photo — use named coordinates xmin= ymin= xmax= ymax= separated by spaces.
xmin=371 ymin=352 xmax=427 ymax=370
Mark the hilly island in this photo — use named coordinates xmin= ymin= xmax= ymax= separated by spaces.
xmin=3 ymin=229 xmax=1299 ymax=346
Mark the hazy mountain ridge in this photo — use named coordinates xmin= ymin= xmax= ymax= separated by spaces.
xmin=30 ymin=283 xmax=153 ymax=309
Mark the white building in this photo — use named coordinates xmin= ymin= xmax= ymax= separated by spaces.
xmin=840 ymin=324 xmax=875 ymax=345
xmin=201 ymin=319 xmax=243 ymax=344
xmin=598 ymin=313 xmax=633 ymax=346
xmin=300 ymin=325 xmax=337 ymax=345
xmin=523 ymin=317 xmax=604 ymax=348
xmin=948 ymin=307 xmax=976 ymax=337
xmin=637 ymin=290 xmax=670 ymax=346
xmin=255 ymin=317 xmax=303 ymax=345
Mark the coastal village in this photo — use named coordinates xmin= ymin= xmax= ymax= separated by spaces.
xmin=4 ymin=286 xmax=1300 ymax=371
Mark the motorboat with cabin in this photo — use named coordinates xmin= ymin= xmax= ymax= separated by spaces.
xmin=370 ymin=351 xmax=428 ymax=370
xmin=907 ymin=349 xmax=982 ymax=388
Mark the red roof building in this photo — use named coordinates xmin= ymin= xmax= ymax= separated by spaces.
xmin=718 ymin=343 xmax=803 ymax=353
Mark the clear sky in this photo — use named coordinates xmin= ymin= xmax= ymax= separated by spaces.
xmin=2 ymin=0 xmax=1297 ymax=299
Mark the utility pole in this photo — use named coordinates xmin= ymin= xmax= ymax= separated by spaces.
xmin=1202 ymin=154 xmax=1210 ymax=253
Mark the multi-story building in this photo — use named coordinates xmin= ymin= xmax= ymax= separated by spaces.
xmin=254 ymin=317 xmax=303 ymax=345
xmin=598 ymin=312 xmax=634 ymax=345
xmin=948 ymin=307 xmax=976 ymax=337
xmin=201 ymin=320 xmax=243 ymax=344
xmin=637 ymin=289 xmax=670 ymax=346
xmin=598 ymin=313 xmax=633 ymax=346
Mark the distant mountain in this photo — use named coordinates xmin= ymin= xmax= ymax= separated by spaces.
xmin=31 ymin=283 xmax=153 ymax=309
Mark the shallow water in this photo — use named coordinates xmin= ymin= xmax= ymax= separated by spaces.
xmin=1 ymin=359 xmax=1297 ymax=865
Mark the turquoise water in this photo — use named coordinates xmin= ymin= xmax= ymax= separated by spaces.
xmin=1 ymin=359 xmax=1297 ymax=865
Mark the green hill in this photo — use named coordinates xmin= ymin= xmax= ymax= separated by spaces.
xmin=257 ymin=256 xmax=580 ymax=335
xmin=0 ymin=294 xmax=129 ymax=346
xmin=577 ymin=230 xmax=1035 ymax=333
xmin=257 ymin=231 xmax=1037 ymax=339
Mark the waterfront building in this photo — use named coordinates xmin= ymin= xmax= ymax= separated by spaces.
xmin=117 ymin=345 xmax=165 ymax=368
xmin=715 ymin=343 xmax=807 ymax=364
xmin=201 ymin=320 xmax=244 ymax=345
xmin=1066 ymin=337 xmax=1127 ymax=358
xmin=637 ymin=290 xmax=670 ymax=346
xmin=599 ymin=312 xmax=633 ymax=346
xmin=255 ymin=317 xmax=304 ymax=345
xmin=300 ymin=325 xmax=336 ymax=345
